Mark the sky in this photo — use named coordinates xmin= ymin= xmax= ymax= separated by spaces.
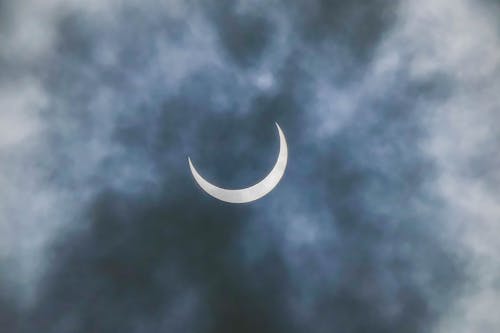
xmin=1 ymin=0 xmax=500 ymax=332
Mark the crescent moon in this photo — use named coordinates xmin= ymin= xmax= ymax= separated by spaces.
xmin=188 ymin=123 xmax=288 ymax=203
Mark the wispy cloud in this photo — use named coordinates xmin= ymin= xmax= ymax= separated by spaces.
xmin=0 ymin=0 xmax=499 ymax=332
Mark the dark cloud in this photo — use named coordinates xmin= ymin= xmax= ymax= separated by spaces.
xmin=0 ymin=293 xmax=21 ymax=333
xmin=1 ymin=0 xmax=493 ymax=332
xmin=294 ymin=0 xmax=397 ymax=56
xmin=204 ymin=0 xmax=276 ymax=68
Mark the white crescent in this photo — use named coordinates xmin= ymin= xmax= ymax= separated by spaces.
xmin=188 ymin=123 xmax=288 ymax=203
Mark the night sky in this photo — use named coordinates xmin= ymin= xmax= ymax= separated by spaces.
xmin=1 ymin=1 xmax=500 ymax=332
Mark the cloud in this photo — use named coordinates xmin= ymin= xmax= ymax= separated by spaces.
xmin=0 ymin=0 xmax=499 ymax=332
xmin=305 ymin=0 xmax=500 ymax=331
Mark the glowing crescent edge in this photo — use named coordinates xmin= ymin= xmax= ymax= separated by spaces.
xmin=188 ymin=123 xmax=288 ymax=203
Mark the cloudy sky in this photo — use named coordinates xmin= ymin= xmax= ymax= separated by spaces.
xmin=1 ymin=0 xmax=500 ymax=332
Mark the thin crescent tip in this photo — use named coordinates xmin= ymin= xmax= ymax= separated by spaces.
xmin=275 ymin=123 xmax=285 ymax=137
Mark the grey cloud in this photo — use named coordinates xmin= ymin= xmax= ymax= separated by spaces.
xmin=1 ymin=0 xmax=498 ymax=332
